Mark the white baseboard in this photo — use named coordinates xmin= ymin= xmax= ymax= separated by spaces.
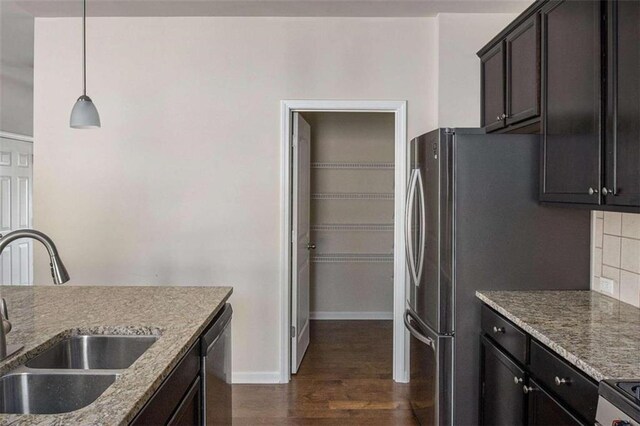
xmin=310 ymin=311 xmax=393 ymax=320
xmin=232 ymin=371 xmax=281 ymax=384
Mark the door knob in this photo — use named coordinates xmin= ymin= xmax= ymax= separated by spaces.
xmin=523 ymin=385 xmax=536 ymax=394
xmin=307 ymin=243 xmax=316 ymax=250
xmin=588 ymin=187 xmax=599 ymax=195
xmin=492 ymin=326 xmax=505 ymax=334
xmin=501 ymin=113 xmax=507 ymax=119
xmin=602 ymin=187 xmax=615 ymax=196
xmin=554 ymin=376 xmax=571 ymax=386
xmin=514 ymin=376 xmax=523 ymax=384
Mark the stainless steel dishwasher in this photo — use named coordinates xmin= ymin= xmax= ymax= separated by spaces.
xmin=201 ymin=303 xmax=232 ymax=425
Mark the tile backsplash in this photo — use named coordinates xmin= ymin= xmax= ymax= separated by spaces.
xmin=591 ymin=211 xmax=640 ymax=307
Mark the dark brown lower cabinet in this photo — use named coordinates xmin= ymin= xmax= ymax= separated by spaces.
xmin=526 ymin=379 xmax=582 ymax=426
xmin=130 ymin=304 xmax=232 ymax=425
xmin=480 ymin=336 xmax=525 ymax=426
xmin=479 ymin=304 xmax=597 ymax=426
xmin=168 ymin=377 xmax=202 ymax=426
xmin=131 ymin=342 xmax=202 ymax=425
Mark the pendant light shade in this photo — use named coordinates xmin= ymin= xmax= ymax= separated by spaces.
xmin=70 ymin=95 xmax=100 ymax=128
xmin=70 ymin=0 xmax=100 ymax=129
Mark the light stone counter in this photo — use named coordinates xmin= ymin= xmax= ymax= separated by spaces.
xmin=0 ymin=285 xmax=232 ymax=425
xmin=476 ymin=290 xmax=640 ymax=382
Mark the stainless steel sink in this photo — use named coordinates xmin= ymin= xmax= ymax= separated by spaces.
xmin=26 ymin=335 xmax=158 ymax=370
xmin=0 ymin=372 xmax=117 ymax=414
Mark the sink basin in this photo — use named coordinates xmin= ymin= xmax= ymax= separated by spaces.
xmin=0 ymin=372 xmax=117 ymax=414
xmin=25 ymin=335 xmax=158 ymax=370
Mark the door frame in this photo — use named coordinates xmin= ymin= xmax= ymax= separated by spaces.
xmin=279 ymin=100 xmax=408 ymax=383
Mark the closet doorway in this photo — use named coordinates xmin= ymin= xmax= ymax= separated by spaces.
xmin=280 ymin=100 xmax=408 ymax=384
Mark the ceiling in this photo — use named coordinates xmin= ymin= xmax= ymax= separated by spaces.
xmin=13 ymin=0 xmax=532 ymax=18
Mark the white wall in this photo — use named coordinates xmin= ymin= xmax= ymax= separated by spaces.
xmin=0 ymin=1 xmax=34 ymax=135
xmin=33 ymin=17 xmax=438 ymax=381
xmin=436 ymin=13 xmax=520 ymax=127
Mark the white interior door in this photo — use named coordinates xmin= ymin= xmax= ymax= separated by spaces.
xmin=0 ymin=136 xmax=34 ymax=285
xmin=291 ymin=112 xmax=311 ymax=374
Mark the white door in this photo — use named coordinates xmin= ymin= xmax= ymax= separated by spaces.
xmin=0 ymin=136 xmax=33 ymax=285
xmin=291 ymin=112 xmax=311 ymax=374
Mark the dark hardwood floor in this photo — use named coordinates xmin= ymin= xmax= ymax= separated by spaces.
xmin=233 ymin=320 xmax=418 ymax=425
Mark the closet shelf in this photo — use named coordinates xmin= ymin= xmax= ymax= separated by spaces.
xmin=312 ymin=223 xmax=394 ymax=232
xmin=311 ymin=192 xmax=394 ymax=200
xmin=311 ymin=162 xmax=394 ymax=170
xmin=312 ymin=253 xmax=394 ymax=263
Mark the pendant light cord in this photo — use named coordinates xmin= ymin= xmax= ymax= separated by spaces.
xmin=83 ymin=0 xmax=86 ymax=96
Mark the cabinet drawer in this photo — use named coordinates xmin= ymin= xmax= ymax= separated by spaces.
xmin=529 ymin=340 xmax=598 ymax=424
xmin=481 ymin=305 xmax=528 ymax=364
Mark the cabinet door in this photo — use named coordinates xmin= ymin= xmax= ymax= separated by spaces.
xmin=526 ymin=379 xmax=582 ymax=426
xmin=168 ymin=377 xmax=202 ymax=426
xmin=479 ymin=336 xmax=525 ymax=426
xmin=605 ymin=0 xmax=640 ymax=208
xmin=506 ymin=15 xmax=540 ymax=126
xmin=540 ymin=0 xmax=602 ymax=204
xmin=481 ymin=43 xmax=507 ymax=132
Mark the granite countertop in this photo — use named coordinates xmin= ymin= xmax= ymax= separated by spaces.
xmin=0 ymin=285 xmax=232 ymax=425
xmin=476 ymin=290 xmax=640 ymax=382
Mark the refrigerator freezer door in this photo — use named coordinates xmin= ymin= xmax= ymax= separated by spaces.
xmin=412 ymin=129 xmax=453 ymax=334
xmin=405 ymin=308 xmax=453 ymax=426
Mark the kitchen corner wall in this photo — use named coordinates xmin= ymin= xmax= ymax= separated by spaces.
xmin=33 ymin=16 xmax=438 ymax=383
xmin=33 ymin=12 xmax=524 ymax=382
xmin=591 ymin=211 xmax=640 ymax=307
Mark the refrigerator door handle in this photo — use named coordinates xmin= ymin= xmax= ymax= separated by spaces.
xmin=404 ymin=309 xmax=435 ymax=350
xmin=415 ymin=169 xmax=426 ymax=286
xmin=405 ymin=169 xmax=419 ymax=287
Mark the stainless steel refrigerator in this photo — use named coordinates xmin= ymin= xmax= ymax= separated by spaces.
xmin=403 ymin=128 xmax=591 ymax=426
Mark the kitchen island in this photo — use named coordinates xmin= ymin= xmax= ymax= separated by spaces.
xmin=0 ymin=285 xmax=232 ymax=425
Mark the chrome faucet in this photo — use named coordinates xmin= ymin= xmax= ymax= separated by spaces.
xmin=0 ymin=229 xmax=70 ymax=285
xmin=0 ymin=229 xmax=70 ymax=360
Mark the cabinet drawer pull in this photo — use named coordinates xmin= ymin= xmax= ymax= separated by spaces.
xmin=601 ymin=187 xmax=615 ymax=196
xmin=514 ymin=376 xmax=523 ymax=384
xmin=554 ymin=376 xmax=571 ymax=386
xmin=492 ymin=326 xmax=505 ymax=334
xmin=588 ymin=187 xmax=599 ymax=195
xmin=523 ymin=385 xmax=536 ymax=394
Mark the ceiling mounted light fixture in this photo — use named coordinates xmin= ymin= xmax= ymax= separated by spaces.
xmin=70 ymin=0 xmax=100 ymax=129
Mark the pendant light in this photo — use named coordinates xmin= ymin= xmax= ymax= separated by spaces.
xmin=70 ymin=0 xmax=100 ymax=129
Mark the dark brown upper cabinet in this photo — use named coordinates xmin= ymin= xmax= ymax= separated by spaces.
xmin=506 ymin=15 xmax=540 ymax=127
xmin=605 ymin=0 xmax=640 ymax=208
xmin=478 ymin=0 xmax=638 ymax=211
xmin=479 ymin=8 xmax=541 ymax=134
xmin=481 ymin=43 xmax=506 ymax=132
xmin=539 ymin=0 xmax=602 ymax=205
